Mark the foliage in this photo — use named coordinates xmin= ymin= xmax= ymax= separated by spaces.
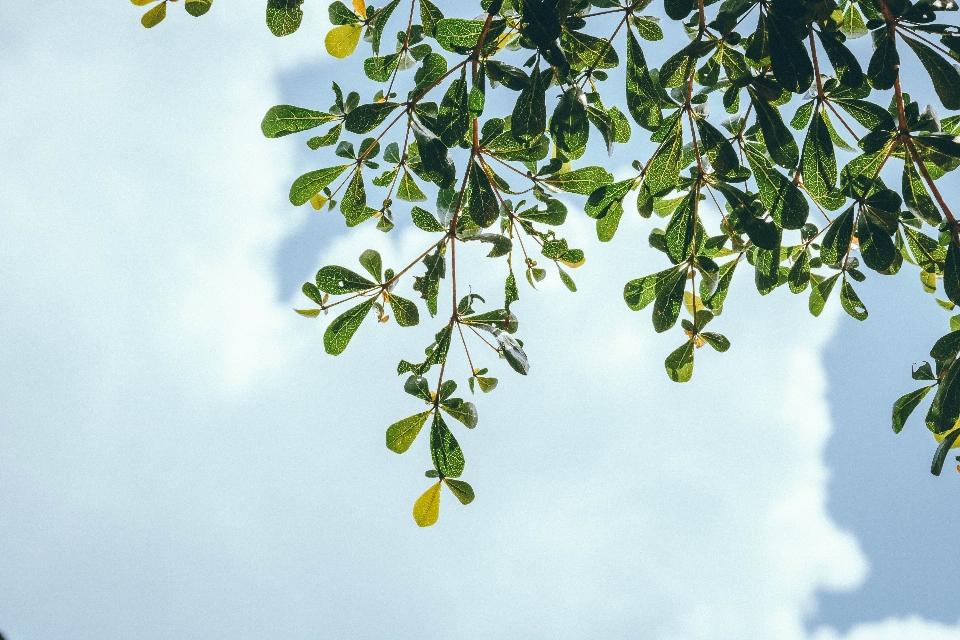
xmin=133 ymin=0 xmax=960 ymax=525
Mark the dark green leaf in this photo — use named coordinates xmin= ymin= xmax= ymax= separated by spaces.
xmin=868 ymin=29 xmax=899 ymax=90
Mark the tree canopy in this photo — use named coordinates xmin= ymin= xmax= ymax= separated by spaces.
xmin=132 ymin=0 xmax=960 ymax=526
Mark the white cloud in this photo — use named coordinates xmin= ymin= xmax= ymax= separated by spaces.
xmin=0 ymin=2 xmax=955 ymax=639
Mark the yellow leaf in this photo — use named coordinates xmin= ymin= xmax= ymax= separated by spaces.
xmin=935 ymin=424 xmax=960 ymax=449
xmin=309 ymin=193 xmax=328 ymax=210
xmin=560 ymin=255 xmax=585 ymax=268
xmin=131 ymin=0 xmax=157 ymax=5
xmin=684 ymin=291 xmax=703 ymax=317
xmin=325 ymin=24 xmax=363 ymax=59
xmin=412 ymin=482 xmax=441 ymax=527
xmin=352 ymin=0 xmax=367 ymax=19
xmin=141 ymin=0 xmax=167 ymax=28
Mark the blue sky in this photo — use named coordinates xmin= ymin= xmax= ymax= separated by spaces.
xmin=1 ymin=2 xmax=959 ymax=638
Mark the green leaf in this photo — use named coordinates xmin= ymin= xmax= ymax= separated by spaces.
xmin=141 ymin=1 xmax=166 ymax=28
xmin=701 ymin=332 xmax=730 ymax=352
xmin=653 ymin=268 xmax=687 ymax=332
xmin=437 ymin=69 xmax=470 ymax=147
xmin=664 ymin=191 xmax=696 ymax=263
xmin=767 ymin=13 xmax=813 ymax=93
xmin=328 ymin=1 xmax=358 ymax=25
xmin=840 ymin=280 xmax=868 ymax=321
xmin=558 ymin=268 xmax=577 ymax=292
xmin=435 ymin=18 xmax=485 ymax=52
xmin=858 ymin=212 xmax=896 ymax=272
xmin=625 ymin=267 xmax=684 ymax=311
xmin=518 ymin=198 xmax=568 ymax=225
xmin=789 ymin=249 xmax=811 ymax=293
xmin=842 ymin=1 xmax=868 ymax=39
xmin=802 ymin=109 xmax=838 ymax=204
xmin=411 ymin=206 xmax=446 ymax=232
xmin=945 ymin=242 xmax=960 ymax=305
xmin=340 ymin=170 xmax=375 ymax=226
xmin=646 ymin=117 xmax=684 ymax=194
xmin=664 ymin=0 xmax=695 ymax=19
xmin=626 ymin=29 xmax=663 ymax=131
xmin=345 ymin=102 xmax=401 ymax=134
xmin=307 ymin=124 xmax=343 ymax=149
xmin=511 ymin=66 xmax=547 ymax=143
xmin=404 ymin=374 xmax=433 ymax=402
xmin=868 ymin=29 xmax=899 ymax=91
xmin=550 ymin=88 xmax=589 ymax=160
xmin=932 ymin=427 xmax=960 ymax=476
xmin=266 ymin=0 xmax=304 ymax=37
xmin=397 ymin=170 xmax=428 ymax=202
xmin=665 ymin=340 xmax=695 ymax=383
xmin=903 ymin=36 xmax=960 ymax=111
xmin=443 ymin=478 xmax=475 ymax=505
xmin=413 ymin=482 xmax=441 ymax=527
xmin=316 ymin=265 xmax=376 ymax=294
xmin=389 ymin=293 xmax=421 ymax=327
xmin=543 ymin=166 xmax=613 ymax=195
xmin=370 ymin=0 xmax=400 ymax=55
xmin=810 ymin=273 xmax=840 ymax=316
xmin=703 ymin=258 xmax=738 ymax=312
xmin=817 ymin=31 xmax=864 ymax=89
xmin=903 ymin=157 xmax=942 ymax=226
xmin=744 ymin=143 xmax=809 ymax=229
xmin=751 ymin=91 xmax=800 ymax=168
xmin=596 ymin=200 xmax=624 ymax=242
xmin=386 ymin=411 xmax=431 ymax=453
xmin=696 ymin=118 xmax=739 ymax=175
xmin=430 ymin=412 xmax=464 ymax=478
xmin=561 ymin=30 xmax=619 ymax=70
xmin=892 ymin=386 xmax=932 ymax=434
xmin=364 ymin=54 xmax=400 ymax=82
xmin=419 ymin=0 xmax=444 ymax=36
xmin=358 ymin=249 xmax=382 ymax=282
xmin=324 ymin=298 xmax=375 ymax=355
xmin=820 ymin=207 xmax=854 ymax=266
xmin=413 ymin=244 xmax=446 ymax=316
xmin=835 ymin=99 xmax=895 ymax=131
xmin=262 ymin=105 xmax=338 ymax=138
xmin=441 ymin=398 xmax=478 ymax=429
xmin=289 ymin=165 xmax=351 ymax=206
xmin=468 ymin=161 xmax=500 ymax=228
xmin=185 ymin=0 xmax=213 ymax=17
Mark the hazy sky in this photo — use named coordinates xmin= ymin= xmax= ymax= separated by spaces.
xmin=1 ymin=2 xmax=959 ymax=639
